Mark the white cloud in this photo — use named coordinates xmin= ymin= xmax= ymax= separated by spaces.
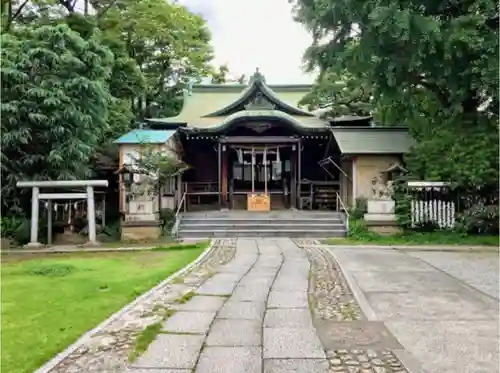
xmin=180 ymin=0 xmax=316 ymax=84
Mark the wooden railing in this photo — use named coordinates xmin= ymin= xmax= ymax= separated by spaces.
xmin=335 ymin=191 xmax=350 ymax=232
xmin=171 ymin=191 xmax=187 ymax=237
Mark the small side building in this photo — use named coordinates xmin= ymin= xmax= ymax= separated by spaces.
xmin=114 ymin=128 xmax=182 ymax=240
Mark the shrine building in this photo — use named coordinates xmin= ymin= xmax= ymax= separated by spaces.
xmin=114 ymin=69 xmax=414 ymax=223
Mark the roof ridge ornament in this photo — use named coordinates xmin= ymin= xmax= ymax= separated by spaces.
xmin=249 ymin=67 xmax=265 ymax=84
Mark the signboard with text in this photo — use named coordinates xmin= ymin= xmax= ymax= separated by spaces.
xmin=247 ymin=193 xmax=271 ymax=211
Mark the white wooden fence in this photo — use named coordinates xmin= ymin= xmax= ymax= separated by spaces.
xmin=410 ymin=199 xmax=456 ymax=228
xmin=407 ymin=181 xmax=456 ymax=229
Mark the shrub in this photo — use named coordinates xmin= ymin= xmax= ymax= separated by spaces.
xmin=455 ymin=203 xmax=499 ymax=235
xmin=159 ymin=208 xmax=176 ymax=235
xmin=347 ymin=219 xmax=380 ymax=240
xmin=349 ymin=197 xmax=367 ymax=220
xmin=1 ymin=216 xmax=25 ymax=238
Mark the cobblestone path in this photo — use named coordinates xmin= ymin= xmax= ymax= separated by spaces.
xmin=42 ymin=238 xmax=417 ymax=373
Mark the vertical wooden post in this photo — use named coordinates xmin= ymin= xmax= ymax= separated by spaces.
xmin=86 ymin=186 xmax=97 ymax=244
xmin=29 ymin=187 xmax=40 ymax=246
xmin=290 ymin=145 xmax=296 ymax=209
xmin=217 ymin=141 xmax=221 ymax=209
xmin=221 ymin=145 xmax=228 ymax=209
xmin=47 ymin=200 xmax=52 ymax=245
xmin=297 ymin=140 xmax=302 ymax=209
xmin=264 ymin=147 xmax=268 ymax=196
xmin=102 ymin=193 xmax=106 ymax=228
xmin=251 ymin=147 xmax=255 ymax=193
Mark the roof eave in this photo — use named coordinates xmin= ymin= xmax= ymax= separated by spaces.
xmin=203 ymin=80 xmax=314 ymax=117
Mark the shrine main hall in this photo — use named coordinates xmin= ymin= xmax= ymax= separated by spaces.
xmin=115 ymin=69 xmax=414 ymax=215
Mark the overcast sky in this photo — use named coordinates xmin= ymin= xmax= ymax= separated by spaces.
xmin=179 ymin=0 xmax=316 ymax=84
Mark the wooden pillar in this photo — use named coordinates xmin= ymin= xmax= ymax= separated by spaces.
xmin=290 ymin=145 xmax=297 ymax=209
xmin=29 ymin=187 xmax=40 ymax=246
xmin=47 ymin=200 xmax=52 ymax=245
xmin=297 ymin=140 xmax=302 ymax=209
xmin=221 ymin=145 xmax=228 ymax=209
xmin=217 ymin=141 xmax=221 ymax=209
xmin=86 ymin=186 xmax=97 ymax=244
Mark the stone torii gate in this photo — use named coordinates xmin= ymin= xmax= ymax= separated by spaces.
xmin=17 ymin=180 xmax=108 ymax=248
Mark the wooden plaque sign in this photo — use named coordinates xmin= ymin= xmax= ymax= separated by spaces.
xmin=247 ymin=193 xmax=271 ymax=211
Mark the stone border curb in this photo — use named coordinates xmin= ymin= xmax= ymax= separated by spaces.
xmin=323 ymin=247 xmax=378 ymax=321
xmin=2 ymin=246 xmax=156 ymax=254
xmin=309 ymin=244 xmax=498 ymax=252
xmin=33 ymin=240 xmax=216 ymax=373
xmin=393 ymin=349 xmax=429 ymax=373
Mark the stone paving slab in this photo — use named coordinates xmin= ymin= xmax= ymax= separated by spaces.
xmin=206 ymin=319 xmax=261 ymax=346
xmin=331 ymin=248 xmax=435 ymax=272
xmin=263 ymin=359 xmax=329 ymax=373
xmin=132 ymin=334 xmax=204 ymax=369
xmin=231 ymin=285 xmax=270 ymax=302
xmin=387 ymin=320 xmax=499 ymax=373
xmin=218 ymin=301 xmax=266 ymax=320
xmin=407 ymin=251 xmax=500 ymax=300
xmin=264 ymin=309 xmax=313 ymax=328
xmin=162 ymin=311 xmax=216 ymax=334
xmin=173 ymin=295 xmax=226 ymax=312
xmin=238 ymin=275 xmax=275 ymax=288
xmin=367 ymin=291 xmax=499 ymax=321
xmin=267 ymin=290 xmax=309 ymax=308
xmin=196 ymin=280 xmax=238 ymax=295
xmin=195 ymin=346 xmax=261 ymax=373
xmin=352 ymin=270 xmax=467 ymax=293
xmin=128 ymin=369 xmax=192 ymax=373
xmin=272 ymin=277 xmax=309 ymax=291
xmin=263 ymin=327 xmax=326 ymax=359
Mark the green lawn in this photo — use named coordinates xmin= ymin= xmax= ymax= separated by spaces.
xmin=1 ymin=243 xmax=206 ymax=373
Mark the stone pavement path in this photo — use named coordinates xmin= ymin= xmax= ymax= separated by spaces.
xmin=328 ymin=246 xmax=499 ymax=373
xmin=127 ymin=238 xmax=414 ymax=373
xmin=46 ymin=238 xmax=418 ymax=373
xmin=131 ymin=237 xmax=328 ymax=373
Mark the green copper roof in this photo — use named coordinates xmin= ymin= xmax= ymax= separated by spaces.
xmin=331 ymin=127 xmax=415 ymax=154
xmin=183 ymin=110 xmax=329 ymax=133
xmin=113 ymin=129 xmax=176 ymax=144
xmin=149 ymin=69 xmax=318 ymax=128
xmin=203 ymin=69 xmax=314 ymax=117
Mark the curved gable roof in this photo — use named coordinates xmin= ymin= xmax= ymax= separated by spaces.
xmin=203 ymin=72 xmax=314 ymax=117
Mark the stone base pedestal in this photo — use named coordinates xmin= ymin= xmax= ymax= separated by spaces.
xmin=23 ymin=242 xmax=45 ymax=249
xmin=81 ymin=241 xmax=102 ymax=248
xmin=364 ymin=219 xmax=401 ymax=235
xmin=364 ymin=199 xmax=399 ymax=235
xmin=122 ymin=221 xmax=161 ymax=241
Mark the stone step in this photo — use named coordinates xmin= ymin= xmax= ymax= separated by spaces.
xmin=181 ymin=212 xmax=346 ymax=219
xmin=180 ymin=219 xmax=344 ymax=225
xmin=179 ymin=223 xmax=345 ymax=231
xmin=178 ymin=229 xmax=346 ymax=238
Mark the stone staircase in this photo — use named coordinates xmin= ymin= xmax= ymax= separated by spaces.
xmin=177 ymin=210 xmax=347 ymax=238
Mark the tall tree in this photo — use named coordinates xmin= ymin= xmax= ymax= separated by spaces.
xmin=299 ymin=67 xmax=373 ymax=118
xmin=1 ymin=24 xmax=115 ymax=213
xmin=98 ymin=0 xmax=213 ymax=118
xmin=211 ymin=64 xmax=229 ymax=84
xmin=292 ymin=0 xmax=499 ymax=189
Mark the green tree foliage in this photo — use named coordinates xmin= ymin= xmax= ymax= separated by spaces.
xmin=299 ymin=67 xmax=373 ymax=118
xmin=1 ymin=1 xmax=214 ymax=216
xmin=211 ymin=64 xmax=229 ymax=84
xmin=1 ymin=24 xmax=114 ymax=213
xmin=98 ymin=0 xmax=214 ymax=119
xmin=292 ymin=0 xmax=499 ymax=190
